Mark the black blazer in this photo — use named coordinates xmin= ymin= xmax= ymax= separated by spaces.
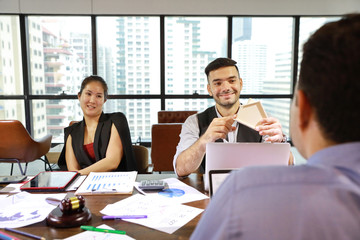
xmin=57 ymin=112 xmax=137 ymax=171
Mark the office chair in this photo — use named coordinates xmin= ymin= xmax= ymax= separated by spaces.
xmin=0 ymin=120 xmax=52 ymax=175
xmin=151 ymin=110 xmax=197 ymax=173
xmin=132 ymin=145 xmax=153 ymax=174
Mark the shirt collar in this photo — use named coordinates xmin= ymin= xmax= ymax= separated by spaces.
xmin=307 ymin=142 xmax=360 ymax=171
xmin=214 ymin=101 xmax=241 ymax=118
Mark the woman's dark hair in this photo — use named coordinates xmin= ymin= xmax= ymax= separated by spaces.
xmin=298 ymin=14 xmax=360 ymax=142
xmin=79 ymin=75 xmax=108 ymax=100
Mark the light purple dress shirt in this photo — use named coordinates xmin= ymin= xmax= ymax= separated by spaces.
xmin=191 ymin=142 xmax=360 ymax=240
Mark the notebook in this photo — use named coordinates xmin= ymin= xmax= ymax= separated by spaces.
xmin=204 ymin=142 xmax=290 ymax=191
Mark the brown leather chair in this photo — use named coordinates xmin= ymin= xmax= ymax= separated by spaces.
xmin=151 ymin=111 xmax=197 ymax=172
xmin=132 ymin=145 xmax=153 ymax=174
xmin=0 ymin=120 xmax=52 ymax=175
xmin=157 ymin=110 xmax=197 ymax=123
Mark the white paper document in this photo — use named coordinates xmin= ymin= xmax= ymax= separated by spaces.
xmin=64 ymin=224 xmax=135 ymax=240
xmin=0 ymin=192 xmax=66 ymax=228
xmin=135 ymin=177 xmax=208 ymax=204
xmin=101 ymin=194 xmax=203 ymax=234
xmin=0 ymin=176 xmax=33 ymax=194
xmin=75 ymin=171 xmax=137 ymax=195
xmin=66 ymin=175 xmax=87 ymax=191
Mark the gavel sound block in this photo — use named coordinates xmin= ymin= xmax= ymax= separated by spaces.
xmin=47 ymin=196 xmax=92 ymax=228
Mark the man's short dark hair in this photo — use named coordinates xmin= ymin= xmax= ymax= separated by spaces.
xmin=298 ymin=14 xmax=360 ymax=143
xmin=205 ymin=58 xmax=240 ymax=81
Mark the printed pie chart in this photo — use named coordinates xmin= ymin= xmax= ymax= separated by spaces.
xmin=158 ymin=188 xmax=185 ymax=198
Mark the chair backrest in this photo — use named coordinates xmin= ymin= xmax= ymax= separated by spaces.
xmin=151 ymin=123 xmax=182 ymax=172
xmin=132 ymin=145 xmax=149 ymax=174
xmin=151 ymin=110 xmax=197 ymax=172
xmin=0 ymin=120 xmax=52 ymax=162
xmin=158 ymin=110 xmax=197 ymax=123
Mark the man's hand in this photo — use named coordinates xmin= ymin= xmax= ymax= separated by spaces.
xmin=200 ymin=115 xmax=237 ymax=144
xmin=255 ymin=117 xmax=284 ymax=142
xmin=175 ymin=115 xmax=237 ymax=177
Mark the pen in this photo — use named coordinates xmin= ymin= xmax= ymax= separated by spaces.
xmin=4 ymin=228 xmax=45 ymax=240
xmin=102 ymin=215 xmax=147 ymax=220
xmin=80 ymin=226 xmax=126 ymax=235
xmin=0 ymin=230 xmax=21 ymax=240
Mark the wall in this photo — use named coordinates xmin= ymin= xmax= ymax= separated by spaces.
xmin=0 ymin=0 xmax=359 ymax=15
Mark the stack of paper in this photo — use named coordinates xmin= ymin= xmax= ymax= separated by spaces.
xmin=101 ymin=178 xmax=208 ymax=234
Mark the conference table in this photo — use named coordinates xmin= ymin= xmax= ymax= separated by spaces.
xmin=2 ymin=173 xmax=209 ymax=240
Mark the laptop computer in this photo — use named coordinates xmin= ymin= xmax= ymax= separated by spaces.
xmin=209 ymin=169 xmax=232 ymax=197
xmin=204 ymin=142 xmax=290 ymax=191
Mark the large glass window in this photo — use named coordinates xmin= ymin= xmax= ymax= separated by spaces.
xmin=261 ymin=98 xmax=291 ymax=136
xmin=166 ymin=99 xmax=214 ymax=112
xmin=104 ymin=99 xmax=160 ymax=142
xmin=28 ymin=16 xmax=92 ymax=95
xmin=0 ymin=100 xmax=25 ymax=124
xmin=32 ymin=99 xmax=81 ymax=142
xmin=37 ymin=98 xmax=160 ymax=143
xmin=0 ymin=16 xmax=23 ymax=95
xmin=1 ymin=14 xmax=342 ymax=143
xmin=232 ymin=17 xmax=293 ymax=95
xmin=298 ymin=17 xmax=341 ymax=67
xmin=232 ymin=17 xmax=293 ymax=137
xmin=97 ymin=17 xmax=160 ymax=142
xmin=165 ymin=17 xmax=227 ymax=96
xmin=97 ymin=16 xmax=160 ymax=95
xmin=27 ymin=16 xmax=92 ymax=140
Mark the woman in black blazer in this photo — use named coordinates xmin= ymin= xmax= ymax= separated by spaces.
xmin=57 ymin=76 xmax=136 ymax=175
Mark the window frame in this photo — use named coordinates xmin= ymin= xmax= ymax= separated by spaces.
xmin=0 ymin=14 xmax=341 ymax=145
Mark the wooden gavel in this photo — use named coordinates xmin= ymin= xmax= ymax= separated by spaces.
xmin=59 ymin=196 xmax=85 ymax=214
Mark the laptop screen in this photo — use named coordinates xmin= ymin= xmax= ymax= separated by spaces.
xmin=209 ymin=169 xmax=232 ymax=198
xmin=204 ymin=142 xmax=290 ymax=191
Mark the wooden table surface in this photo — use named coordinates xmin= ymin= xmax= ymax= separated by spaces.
xmin=2 ymin=173 xmax=209 ymax=240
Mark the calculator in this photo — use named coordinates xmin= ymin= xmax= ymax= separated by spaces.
xmin=139 ymin=180 xmax=166 ymax=190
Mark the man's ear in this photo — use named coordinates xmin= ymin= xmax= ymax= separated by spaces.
xmin=239 ymin=78 xmax=243 ymax=92
xmin=297 ymin=90 xmax=312 ymax=130
xmin=207 ymin=84 xmax=213 ymax=96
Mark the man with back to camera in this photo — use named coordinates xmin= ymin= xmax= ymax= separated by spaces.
xmin=173 ymin=57 xmax=291 ymax=177
xmin=191 ymin=14 xmax=360 ymax=239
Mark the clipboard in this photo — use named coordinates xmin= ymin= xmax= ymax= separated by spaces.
xmin=75 ymin=171 xmax=138 ymax=195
